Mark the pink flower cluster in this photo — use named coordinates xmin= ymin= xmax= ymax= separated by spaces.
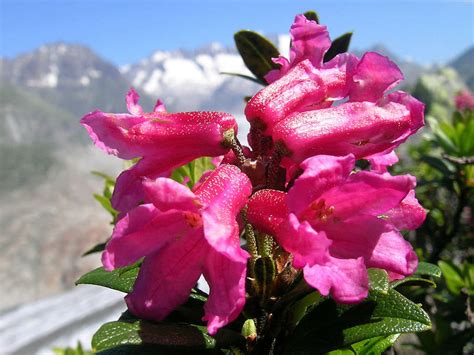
xmin=81 ymin=14 xmax=426 ymax=335
xmin=455 ymin=90 xmax=474 ymax=111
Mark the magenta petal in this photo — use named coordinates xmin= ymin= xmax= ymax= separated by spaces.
xmin=327 ymin=217 xmax=418 ymax=277
xmin=386 ymin=91 xmax=425 ymax=137
xmin=288 ymin=155 xmax=355 ymax=215
xmin=303 ymin=256 xmax=368 ymax=303
xmin=153 ymin=99 xmax=166 ymax=113
xmin=203 ymin=250 xmax=247 ymax=335
xmin=386 ymin=190 xmax=427 ymax=230
xmin=197 ymin=165 xmax=252 ymax=261
xmin=321 ymin=171 xmax=416 ymax=220
xmin=245 ymin=60 xmax=326 ymax=135
xmin=82 ymin=109 xmax=236 ymax=160
xmin=126 ymin=88 xmax=144 ymax=116
xmin=289 ymin=14 xmax=331 ymax=68
xmin=125 ymin=230 xmax=205 ymax=321
xmin=273 ymin=100 xmax=415 ymax=162
xmin=367 ymin=150 xmax=399 ymax=173
xmin=143 ymin=178 xmax=201 ymax=212
xmin=276 ymin=214 xmax=331 ymax=269
xmin=350 ymin=52 xmax=403 ymax=102
xmin=246 ymin=189 xmax=288 ymax=236
xmin=102 ymin=205 xmax=189 ymax=270
xmin=318 ymin=53 xmax=359 ymax=100
xmin=111 ymin=157 xmax=173 ymax=214
xmin=81 ymin=110 xmax=147 ymax=159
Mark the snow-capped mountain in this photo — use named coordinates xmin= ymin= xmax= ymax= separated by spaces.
xmin=120 ymin=42 xmax=263 ymax=114
xmin=1 ymin=42 xmax=145 ymax=118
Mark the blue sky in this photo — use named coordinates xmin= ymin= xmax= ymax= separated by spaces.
xmin=1 ymin=0 xmax=473 ymax=66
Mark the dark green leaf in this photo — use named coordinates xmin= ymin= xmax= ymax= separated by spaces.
xmin=303 ymin=10 xmax=320 ymax=23
xmin=414 ymin=262 xmax=442 ymax=278
xmin=75 ymin=262 xmax=141 ymax=293
xmin=284 ymin=288 xmax=430 ymax=354
xmin=391 ymin=277 xmax=437 ymax=289
xmin=350 ymin=334 xmax=400 ymax=354
xmin=420 ymin=156 xmax=454 ymax=177
xmin=438 ymin=260 xmax=465 ymax=295
xmin=234 ymin=30 xmax=280 ymax=83
xmin=82 ymin=242 xmax=107 ymax=257
xmin=92 ymin=320 xmax=244 ymax=353
xmin=324 ymin=33 xmax=353 ymax=62
xmin=367 ymin=268 xmax=389 ymax=293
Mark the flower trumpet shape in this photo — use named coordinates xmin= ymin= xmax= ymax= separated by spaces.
xmin=247 ymin=155 xmax=425 ymax=303
xmin=102 ymin=164 xmax=252 ymax=335
xmin=245 ymin=14 xmax=424 ymax=161
xmin=81 ymin=88 xmax=237 ymax=214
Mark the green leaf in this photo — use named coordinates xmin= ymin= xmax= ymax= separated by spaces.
xmin=324 ymin=32 xmax=353 ymax=62
xmin=303 ymin=10 xmax=320 ymax=23
xmin=420 ymin=156 xmax=454 ymax=177
xmin=367 ymin=268 xmax=389 ymax=293
xmin=82 ymin=242 xmax=107 ymax=256
xmin=234 ymin=30 xmax=280 ymax=84
xmin=284 ymin=288 xmax=430 ymax=354
xmin=350 ymin=334 xmax=400 ymax=354
xmin=414 ymin=262 xmax=442 ymax=278
xmin=438 ymin=260 xmax=465 ymax=295
xmin=171 ymin=157 xmax=215 ymax=188
xmin=92 ymin=320 xmax=244 ymax=353
xmin=390 ymin=276 xmax=437 ymax=289
xmin=75 ymin=262 xmax=141 ymax=293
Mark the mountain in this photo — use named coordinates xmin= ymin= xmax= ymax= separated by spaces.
xmin=449 ymin=46 xmax=474 ymax=90
xmin=120 ymin=42 xmax=262 ymax=114
xmin=0 ymin=42 xmax=152 ymax=117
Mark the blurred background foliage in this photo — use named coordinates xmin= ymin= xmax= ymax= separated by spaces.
xmin=393 ymin=70 xmax=474 ymax=353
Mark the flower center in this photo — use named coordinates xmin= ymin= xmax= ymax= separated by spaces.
xmin=183 ymin=211 xmax=203 ymax=228
xmin=308 ymin=199 xmax=335 ymax=223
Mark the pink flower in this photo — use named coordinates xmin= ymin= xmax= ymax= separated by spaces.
xmin=273 ymin=90 xmax=424 ymax=163
xmin=102 ymin=164 xmax=252 ymax=335
xmin=247 ymin=155 xmax=422 ymax=303
xmin=245 ymin=14 xmax=424 ymax=161
xmin=81 ymin=88 xmax=237 ymax=214
xmin=265 ymin=14 xmax=332 ymax=83
xmin=455 ymin=90 xmax=474 ymax=111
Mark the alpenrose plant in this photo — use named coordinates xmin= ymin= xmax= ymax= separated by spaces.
xmin=77 ymin=12 xmax=442 ymax=354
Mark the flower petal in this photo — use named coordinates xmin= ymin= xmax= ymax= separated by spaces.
xmin=367 ymin=150 xmax=399 ymax=173
xmin=321 ymin=171 xmax=416 ymax=220
xmin=349 ymin=52 xmax=403 ymax=102
xmin=125 ymin=230 xmax=205 ymax=321
xmin=276 ymin=214 xmax=331 ymax=269
xmin=81 ymin=108 xmax=236 ymax=160
xmin=143 ymin=178 xmax=201 ymax=213
xmin=126 ymin=88 xmax=144 ymax=116
xmin=327 ymin=216 xmax=418 ymax=277
xmin=111 ymin=157 xmax=174 ymax=215
xmin=303 ymin=256 xmax=368 ymax=303
xmin=386 ymin=190 xmax=427 ymax=230
xmin=203 ymin=250 xmax=247 ymax=335
xmin=102 ymin=205 xmax=189 ymax=270
xmin=246 ymin=189 xmax=288 ymax=236
xmin=273 ymin=100 xmax=415 ymax=162
xmin=288 ymin=155 xmax=355 ymax=215
xmin=245 ymin=60 xmax=326 ymax=135
xmin=197 ymin=165 xmax=252 ymax=261
xmin=289 ymin=14 xmax=331 ymax=69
